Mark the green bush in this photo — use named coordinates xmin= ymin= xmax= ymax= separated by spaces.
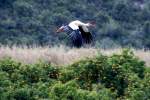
xmin=124 ymin=72 xmax=150 ymax=100
xmin=20 ymin=64 xmax=44 ymax=83
xmin=50 ymin=80 xmax=115 ymax=100
xmin=0 ymin=72 xmax=12 ymax=99
xmin=59 ymin=55 xmax=108 ymax=90
xmin=0 ymin=49 xmax=149 ymax=99
xmin=13 ymin=87 xmax=32 ymax=100
xmin=19 ymin=62 xmax=60 ymax=83
xmin=60 ymin=49 xmax=145 ymax=96
xmin=0 ymin=58 xmax=21 ymax=75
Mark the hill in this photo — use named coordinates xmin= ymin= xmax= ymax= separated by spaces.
xmin=0 ymin=0 xmax=150 ymax=48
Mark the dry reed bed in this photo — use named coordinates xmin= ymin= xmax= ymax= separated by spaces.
xmin=0 ymin=46 xmax=149 ymax=66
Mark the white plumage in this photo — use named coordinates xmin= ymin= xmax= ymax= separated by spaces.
xmin=68 ymin=20 xmax=90 ymax=32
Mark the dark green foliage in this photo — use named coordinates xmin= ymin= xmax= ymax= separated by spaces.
xmin=59 ymin=55 xmax=108 ymax=90
xmin=0 ymin=57 xmax=21 ymax=75
xmin=107 ymin=49 xmax=145 ymax=78
xmin=124 ymin=72 xmax=150 ymax=100
xmin=0 ymin=50 xmax=149 ymax=99
xmin=0 ymin=0 xmax=150 ymax=48
xmin=60 ymin=49 xmax=145 ymax=96
xmin=50 ymin=80 xmax=115 ymax=100
xmin=0 ymin=59 xmax=59 ymax=99
xmin=13 ymin=87 xmax=32 ymax=100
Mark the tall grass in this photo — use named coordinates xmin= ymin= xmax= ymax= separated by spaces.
xmin=0 ymin=45 xmax=149 ymax=66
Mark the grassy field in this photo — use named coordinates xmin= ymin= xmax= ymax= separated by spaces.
xmin=0 ymin=45 xmax=149 ymax=66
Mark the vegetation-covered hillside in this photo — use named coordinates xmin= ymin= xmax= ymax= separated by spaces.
xmin=0 ymin=49 xmax=150 ymax=99
xmin=0 ymin=0 xmax=150 ymax=48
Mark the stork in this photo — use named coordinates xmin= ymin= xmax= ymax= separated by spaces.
xmin=56 ymin=20 xmax=95 ymax=47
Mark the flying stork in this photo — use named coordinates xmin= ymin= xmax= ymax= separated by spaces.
xmin=56 ymin=20 xmax=95 ymax=47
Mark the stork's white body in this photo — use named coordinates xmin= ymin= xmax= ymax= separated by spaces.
xmin=68 ymin=20 xmax=90 ymax=32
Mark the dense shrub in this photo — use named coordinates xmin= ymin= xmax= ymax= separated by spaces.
xmin=0 ymin=58 xmax=60 ymax=99
xmin=59 ymin=55 xmax=108 ymax=90
xmin=60 ymin=49 xmax=145 ymax=96
xmin=124 ymin=72 xmax=150 ymax=100
xmin=20 ymin=64 xmax=45 ymax=83
xmin=50 ymin=80 xmax=115 ymax=100
xmin=0 ymin=49 xmax=149 ymax=99
xmin=0 ymin=57 xmax=21 ymax=75
xmin=13 ymin=87 xmax=32 ymax=100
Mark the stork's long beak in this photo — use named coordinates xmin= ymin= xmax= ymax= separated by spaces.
xmin=56 ymin=29 xmax=60 ymax=33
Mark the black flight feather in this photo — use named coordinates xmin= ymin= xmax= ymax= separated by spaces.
xmin=79 ymin=26 xmax=93 ymax=44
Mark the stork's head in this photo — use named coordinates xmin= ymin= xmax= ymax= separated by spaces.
xmin=56 ymin=25 xmax=69 ymax=33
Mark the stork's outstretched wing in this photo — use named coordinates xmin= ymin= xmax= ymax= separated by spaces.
xmin=79 ymin=26 xmax=93 ymax=44
xmin=69 ymin=30 xmax=83 ymax=48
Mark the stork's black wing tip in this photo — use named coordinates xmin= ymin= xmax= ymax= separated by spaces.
xmin=81 ymin=32 xmax=93 ymax=44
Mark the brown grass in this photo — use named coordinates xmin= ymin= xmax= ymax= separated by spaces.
xmin=0 ymin=45 xmax=149 ymax=66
